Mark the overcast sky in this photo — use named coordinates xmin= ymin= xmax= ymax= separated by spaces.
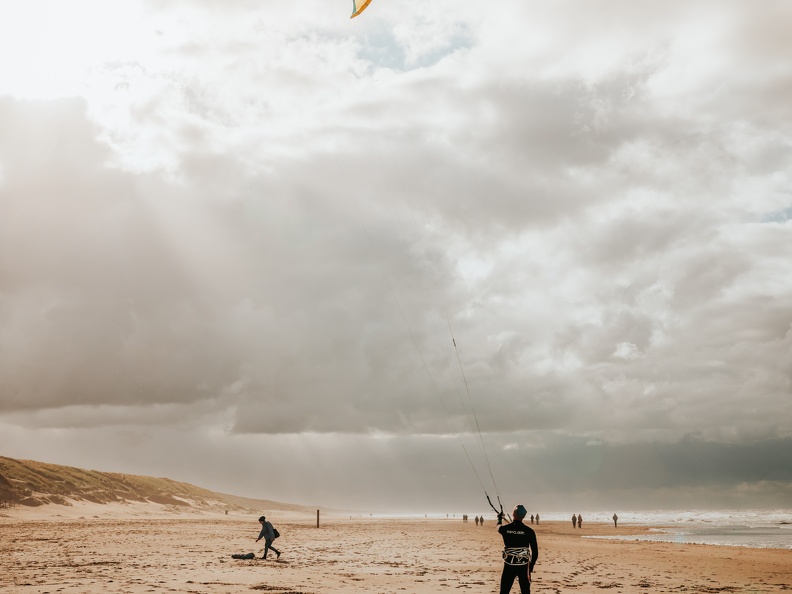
xmin=1 ymin=0 xmax=791 ymax=514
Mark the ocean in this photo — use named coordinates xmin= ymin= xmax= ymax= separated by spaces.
xmin=389 ymin=510 xmax=792 ymax=550
xmin=572 ymin=509 xmax=792 ymax=550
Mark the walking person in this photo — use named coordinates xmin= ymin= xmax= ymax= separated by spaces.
xmin=577 ymin=514 xmax=582 ymax=529
xmin=613 ymin=513 xmax=618 ymax=528
xmin=572 ymin=514 xmax=577 ymax=528
xmin=255 ymin=515 xmax=281 ymax=560
xmin=496 ymin=504 xmax=538 ymax=593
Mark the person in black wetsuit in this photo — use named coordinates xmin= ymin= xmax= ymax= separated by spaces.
xmin=497 ymin=504 xmax=538 ymax=594
xmin=255 ymin=515 xmax=281 ymax=560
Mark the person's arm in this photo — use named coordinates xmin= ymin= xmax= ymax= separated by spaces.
xmin=256 ymin=526 xmax=266 ymax=542
xmin=529 ymin=530 xmax=539 ymax=572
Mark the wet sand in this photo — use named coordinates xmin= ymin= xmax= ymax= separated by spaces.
xmin=1 ymin=505 xmax=790 ymax=593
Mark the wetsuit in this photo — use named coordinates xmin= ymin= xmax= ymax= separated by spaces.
xmin=497 ymin=519 xmax=538 ymax=594
xmin=257 ymin=521 xmax=281 ymax=559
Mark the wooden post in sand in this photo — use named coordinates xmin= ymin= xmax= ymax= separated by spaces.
xmin=317 ymin=509 xmax=320 ymax=528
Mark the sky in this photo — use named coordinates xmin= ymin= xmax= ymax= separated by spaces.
xmin=1 ymin=0 xmax=791 ymax=515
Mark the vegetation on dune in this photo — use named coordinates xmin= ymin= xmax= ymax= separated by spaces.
xmin=0 ymin=456 xmax=230 ymax=509
xmin=0 ymin=456 xmax=324 ymax=514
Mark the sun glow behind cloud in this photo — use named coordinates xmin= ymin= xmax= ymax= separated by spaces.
xmin=0 ymin=2 xmax=153 ymax=98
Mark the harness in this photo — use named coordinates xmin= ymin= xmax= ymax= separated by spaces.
xmin=502 ymin=547 xmax=531 ymax=566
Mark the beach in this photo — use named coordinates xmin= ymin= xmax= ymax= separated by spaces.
xmin=2 ymin=505 xmax=791 ymax=593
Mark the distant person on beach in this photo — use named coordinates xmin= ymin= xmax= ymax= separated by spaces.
xmin=572 ymin=514 xmax=577 ymax=528
xmin=577 ymin=514 xmax=582 ymax=529
xmin=535 ymin=513 xmax=539 ymax=524
xmin=475 ymin=516 xmax=480 ymax=526
xmin=497 ymin=504 xmax=538 ymax=594
xmin=255 ymin=515 xmax=281 ymax=560
xmin=530 ymin=514 xmax=534 ymax=524
xmin=613 ymin=513 xmax=618 ymax=527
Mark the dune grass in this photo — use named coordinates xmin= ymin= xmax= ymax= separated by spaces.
xmin=0 ymin=455 xmax=231 ymax=508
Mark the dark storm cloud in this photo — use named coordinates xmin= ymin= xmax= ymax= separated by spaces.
xmin=486 ymin=435 xmax=792 ymax=510
xmin=0 ymin=97 xmax=470 ymax=434
xmin=0 ymin=99 xmax=262 ymax=414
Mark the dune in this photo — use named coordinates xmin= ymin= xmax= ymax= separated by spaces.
xmin=0 ymin=455 xmax=321 ymax=516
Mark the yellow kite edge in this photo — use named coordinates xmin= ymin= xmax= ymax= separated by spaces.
xmin=351 ymin=0 xmax=373 ymax=18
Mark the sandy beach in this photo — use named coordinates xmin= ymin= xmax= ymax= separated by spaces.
xmin=1 ymin=505 xmax=790 ymax=594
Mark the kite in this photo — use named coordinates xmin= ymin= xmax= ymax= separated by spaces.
xmin=350 ymin=0 xmax=373 ymax=18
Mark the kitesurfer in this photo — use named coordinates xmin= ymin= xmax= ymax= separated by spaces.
xmin=497 ymin=504 xmax=538 ymax=594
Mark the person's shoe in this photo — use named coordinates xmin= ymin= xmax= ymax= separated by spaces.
xmin=276 ymin=551 xmax=281 ymax=559
xmin=262 ymin=556 xmax=267 ymax=560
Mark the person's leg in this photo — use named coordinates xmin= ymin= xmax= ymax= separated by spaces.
xmin=263 ymin=540 xmax=271 ymax=559
xmin=516 ymin=565 xmax=531 ymax=593
xmin=265 ymin=539 xmax=281 ymax=558
xmin=500 ymin=564 xmax=517 ymax=594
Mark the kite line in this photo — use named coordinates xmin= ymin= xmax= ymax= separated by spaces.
xmin=332 ymin=147 xmax=507 ymax=518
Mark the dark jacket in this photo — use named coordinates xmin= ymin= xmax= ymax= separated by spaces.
xmin=498 ymin=520 xmax=538 ymax=571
